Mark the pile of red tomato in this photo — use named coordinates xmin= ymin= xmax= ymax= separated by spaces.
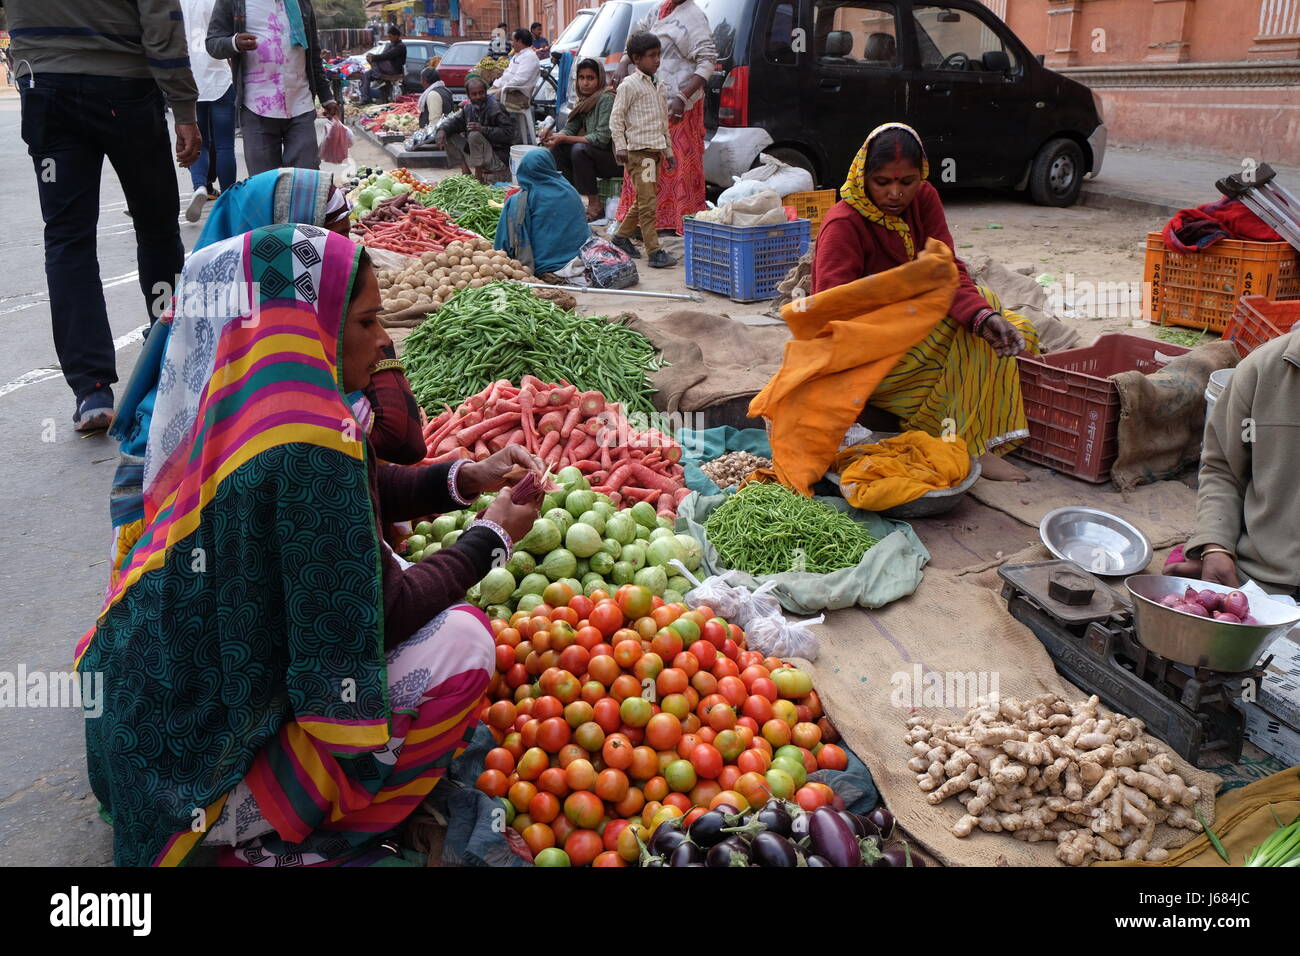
xmin=476 ymin=582 xmax=848 ymax=867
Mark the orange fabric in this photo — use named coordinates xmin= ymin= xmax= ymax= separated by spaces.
xmin=748 ymin=238 xmax=960 ymax=495
xmin=833 ymin=432 xmax=970 ymax=511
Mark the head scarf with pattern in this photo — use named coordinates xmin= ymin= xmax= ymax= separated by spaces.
xmin=840 ymin=122 xmax=930 ymax=260
xmin=77 ymin=225 xmax=392 ymax=866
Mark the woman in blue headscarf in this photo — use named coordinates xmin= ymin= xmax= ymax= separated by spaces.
xmin=494 ymin=149 xmax=592 ymax=278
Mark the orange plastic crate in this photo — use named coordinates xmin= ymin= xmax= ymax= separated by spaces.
xmin=782 ymin=189 xmax=837 ymax=239
xmin=1224 ymin=295 xmax=1300 ymax=357
xmin=1015 ymin=334 xmax=1191 ymax=483
xmin=1144 ymin=232 xmax=1300 ymax=332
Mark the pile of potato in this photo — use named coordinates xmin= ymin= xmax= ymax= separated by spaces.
xmin=377 ymin=237 xmax=532 ymax=314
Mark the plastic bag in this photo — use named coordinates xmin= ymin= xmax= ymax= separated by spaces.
xmin=580 ymin=235 xmax=638 ymax=289
xmin=716 ymin=177 xmax=769 ymax=206
xmin=736 ymin=152 xmax=815 ymax=198
xmin=720 ymin=189 xmax=786 ymax=227
xmin=320 ymin=118 xmax=353 ymax=164
xmin=670 ymin=560 xmax=751 ymax=621
xmin=743 ymin=613 xmax=825 ymax=661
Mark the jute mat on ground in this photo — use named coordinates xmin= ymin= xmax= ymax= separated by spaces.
xmin=797 ymin=566 xmax=1219 ymax=866
xmin=970 ymin=461 xmax=1198 ymax=549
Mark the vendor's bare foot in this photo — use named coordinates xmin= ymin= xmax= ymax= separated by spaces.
xmin=978 ymin=452 xmax=1029 ymax=482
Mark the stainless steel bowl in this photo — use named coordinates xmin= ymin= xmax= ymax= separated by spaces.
xmin=1039 ymin=507 xmax=1153 ymax=577
xmin=1125 ymin=574 xmax=1300 ymax=672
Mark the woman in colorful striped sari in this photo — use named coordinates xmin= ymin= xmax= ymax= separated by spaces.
xmin=78 ymin=224 xmax=541 ymax=866
xmin=812 ymin=123 xmax=1039 ymax=481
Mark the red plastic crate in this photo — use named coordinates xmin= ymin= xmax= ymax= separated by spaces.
xmin=1224 ymin=295 xmax=1300 ymax=357
xmin=1015 ymin=334 xmax=1191 ymax=483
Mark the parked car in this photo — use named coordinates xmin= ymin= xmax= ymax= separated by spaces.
xmin=353 ymin=38 xmax=449 ymax=94
xmin=550 ymin=7 xmax=599 ymax=60
xmin=562 ymin=0 xmax=658 ymax=115
xmin=438 ymin=40 xmax=492 ymax=99
xmin=548 ymin=6 xmax=600 ymax=125
xmin=695 ymin=0 xmax=1106 ymax=206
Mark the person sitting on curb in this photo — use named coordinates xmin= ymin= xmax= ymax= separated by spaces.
xmin=1166 ymin=330 xmax=1300 ymax=598
xmin=435 ymin=76 xmax=517 ymax=183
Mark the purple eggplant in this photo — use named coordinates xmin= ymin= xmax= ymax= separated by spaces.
xmin=867 ymin=807 xmax=895 ymax=839
xmin=805 ymin=854 xmax=833 ymax=867
xmin=789 ymin=809 xmax=811 ymax=841
xmin=756 ymin=800 xmax=794 ymax=838
xmin=688 ymin=809 xmax=734 ymax=848
xmin=649 ymin=825 xmax=688 ymax=857
xmin=875 ymin=842 xmax=923 ymax=867
xmin=705 ymin=836 xmax=750 ymax=868
xmin=810 ymin=806 xmax=863 ymax=867
xmin=668 ymin=841 xmax=704 ymax=867
xmin=839 ymin=810 xmax=871 ymax=839
xmin=751 ymin=831 xmax=801 ymax=867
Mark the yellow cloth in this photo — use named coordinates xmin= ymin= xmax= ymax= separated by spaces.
xmin=871 ymin=286 xmax=1040 ymax=458
xmin=840 ymin=122 xmax=930 ymax=260
xmin=833 ymin=432 xmax=970 ymax=511
xmin=1098 ymin=767 xmax=1300 ymax=867
xmin=748 ymin=237 xmax=959 ymax=495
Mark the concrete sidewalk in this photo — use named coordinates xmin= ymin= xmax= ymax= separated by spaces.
xmin=1082 ymin=144 xmax=1300 ymax=219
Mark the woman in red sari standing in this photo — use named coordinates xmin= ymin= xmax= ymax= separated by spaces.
xmin=613 ymin=0 xmax=716 ymax=235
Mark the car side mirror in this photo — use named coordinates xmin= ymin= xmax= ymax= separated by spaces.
xmin=983 ymin=50 xmax=1011 ymax=74
xmin=1036 ymin=53 xmax=1045 ymax=65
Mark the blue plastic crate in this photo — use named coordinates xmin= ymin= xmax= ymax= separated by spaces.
xmin=684 ymin=218 xmax=811 ymax=302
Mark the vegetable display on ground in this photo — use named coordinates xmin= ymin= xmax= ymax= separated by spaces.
xmin=473 ymin=584 xmax=855 ymax=865
xmin=704 ymin=482 xmax=879 ymax=575
xmin=906 ymin=694 xmax=1204 ymax=865
xmin=701 ymin=451 xmax=771 ymax=490
xmin=422 ymin=174 xmax=507 ymax=238
xmin=378 ymin=239 xmax=530 ymax=313
xmin=355 ymin=203 xmax=480 ymax=256
xmin=401 ymin=282 xmax=663 ymax=416
xmin=404 ymin=469 xmax=694 ymax=604
xmin=417 ymin=381 xmax=688 ymax=511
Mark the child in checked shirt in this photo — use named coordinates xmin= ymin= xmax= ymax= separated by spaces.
xmin=610 ymin=32 xmax=678 ymax=268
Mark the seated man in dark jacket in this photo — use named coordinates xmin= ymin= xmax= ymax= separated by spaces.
xmin=360 ymin=25 xmax=407 ymax=103
xmin=435 ymin=76 xmax=518 ymax=182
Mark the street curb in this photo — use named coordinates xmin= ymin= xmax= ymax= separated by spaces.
xmin=1079 ymin=183 xmax=1183 ymax=220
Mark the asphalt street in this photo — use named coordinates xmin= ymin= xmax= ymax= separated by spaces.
xmin=0 ymin=90 xmax=233 ymax=865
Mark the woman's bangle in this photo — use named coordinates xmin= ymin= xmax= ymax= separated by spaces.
xmin=447 ymin=459 xmax=473 ymax=506
xmin=1199 ymin=547 xmax=1236 ymax=560
xmin=972 ymin=308 xmax=997 ymax=333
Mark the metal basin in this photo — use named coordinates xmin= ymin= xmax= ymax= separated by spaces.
xmin=1125 ymin=574 xmax=1300 ymax=672
xmin=1039 ymin=507 xmax=1152 ymax=577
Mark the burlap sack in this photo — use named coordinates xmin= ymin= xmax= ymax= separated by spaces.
xmin=1110 ymin=341 xmax=1239 ymax=491
xmin=966 ymin=254 xmax=1081 ymax=354
xmin=621 ymin=310 xmax=791 ymax=413
xmin=972 ymin=460 xmax=1199 ymax=549
xmin=797 ymin=568 xmax=1219 ymax=866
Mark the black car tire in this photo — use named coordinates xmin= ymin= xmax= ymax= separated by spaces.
xmin=759 ymin=146 xmax=818 ymax=189
xmin=1028 ymin=137 xmax=1085 ymax=207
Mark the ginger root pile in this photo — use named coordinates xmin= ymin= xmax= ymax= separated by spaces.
xmin=905 ymin=694 xmax=1203 ymax=866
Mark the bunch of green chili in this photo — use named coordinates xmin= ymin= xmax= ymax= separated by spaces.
xmin=402 ymin=282 xmax=662 ymax=415
xmin=704 ymin=483 xmax=880 ymax=575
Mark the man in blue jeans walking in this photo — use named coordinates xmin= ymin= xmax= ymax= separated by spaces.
xmin=8 ymin=0 xmax=202 ymax=432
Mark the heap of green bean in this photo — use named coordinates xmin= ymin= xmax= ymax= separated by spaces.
xmin=423 ymin=175 xmax=507 ymax=237
xmin=705 ymin=483 xmax=880 ymax=575
xmin=402 ymin=282 xmax=663 ymax=415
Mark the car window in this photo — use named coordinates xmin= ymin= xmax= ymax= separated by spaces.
xmin=580 ymin=4 xmax=633 ymax=59
xmin=696 ymin=0 xmax=746 ymax=62
xmin=814 ymin=1 xmax=899 ymax=69
xmin=441 ymin=43 xmax=488 ymax=66
xmin=555 ymin=12 xmax=594 ymax=47
xmin=912 ymin=3 xmax=1020 ymax=73
xmin=759 ymin=2 xmax=797 ymax=64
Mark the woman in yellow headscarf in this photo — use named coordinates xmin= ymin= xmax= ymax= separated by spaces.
xmin=813 ymin=123 xmax=1039 ymax=480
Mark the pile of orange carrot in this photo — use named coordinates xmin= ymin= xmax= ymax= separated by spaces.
xmin=419 ymin=377 xmax=692 ymax=517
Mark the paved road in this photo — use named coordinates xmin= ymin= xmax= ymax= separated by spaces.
xmin=0 ymin=91 xmax=222 ymax=866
